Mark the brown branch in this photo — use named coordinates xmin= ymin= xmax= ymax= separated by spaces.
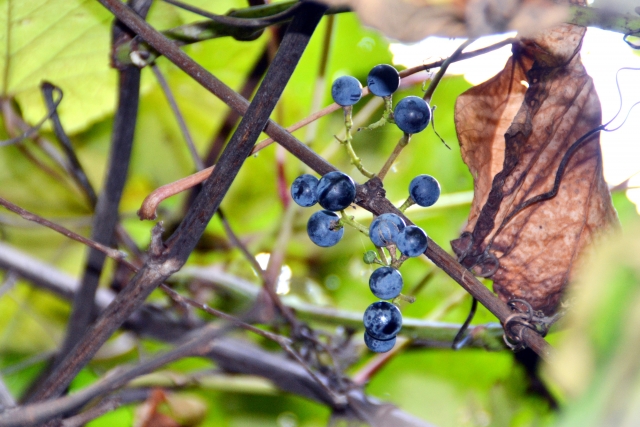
xmin=151 ymin=64 xmax=204 ymax=171
xmin=0 ymin=197 xmax=125 ymax=262
xmin=50 ymin=0 xmax=154 ymax=386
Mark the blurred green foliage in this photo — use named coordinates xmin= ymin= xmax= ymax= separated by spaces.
xmin=0 ymin=1 xmax=638 ymax=426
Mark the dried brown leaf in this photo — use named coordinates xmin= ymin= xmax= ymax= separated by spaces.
xmin=317 ymin=0 xmax=568 ymax=41
xmin=451 ymin=23 xmax=618 ymax=315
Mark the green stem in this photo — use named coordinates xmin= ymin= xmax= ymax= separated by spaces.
xmin=338 ymin=211 xmax=369 ymax=236
xmin=393 ymin=293 xmax=416 ymax=304
xmin=336 ymin=107 xmax=375 ymax=178
xmin=378 ymin=133 xmax=411 ymax=181
xmin=398 ymin=196 xmax=415 ymax=212
xmin=358 ymin=95 xmax=394 ymax=131
xmin=390 ymin=254 xmax=408 ymax=270
xmin=376 ymin=246 xmax=390 ymax=265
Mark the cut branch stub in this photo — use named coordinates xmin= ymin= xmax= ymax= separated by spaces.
xmin=452 ymin=23 xmax=618 ymax=316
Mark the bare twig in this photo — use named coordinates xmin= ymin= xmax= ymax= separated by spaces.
xmin=62 ymin=396 xmax=124 ymax=427
xmin=217 ymin=209 xmax=265 ymax=279
xmin=423 ymin=38 xmax=477 ymax=103
xmin=159 ymin=284 xmax=289 ymax=345
xmin=40 ymin=82 xmax=98 ymax=207
xmin=151 ymin=64 xmax=204 ymax=171
xmin=0 ymin=197 xmax=125 ymax=262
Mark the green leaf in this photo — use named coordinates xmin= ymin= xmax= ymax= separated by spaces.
xmin=0 ymin=0 xmax=115 ymax=133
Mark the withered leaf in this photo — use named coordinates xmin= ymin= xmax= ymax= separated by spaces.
xmin=317 ymin=0 xmax=568 ymax=41
xmin=451 ymin=23 xmax=618 ymax=315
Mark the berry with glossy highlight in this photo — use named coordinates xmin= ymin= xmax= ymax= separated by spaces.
xmin=367 ymin=64 xmax=400 ymax=97
xmin=396 ymin=225 xmax=428 ymax=257
xmin=394 ymin=96 xmax=431 ymax=134
xmin=307 ymin=210 xmax=344 ymax=247
xmin=290 ymin=174 xmax=319 ymax=207
xmin=331 ymin=75 xmax=363 ymax=106
xmin=409 ymin=174 xmax=441 ymax=207
xmin=316 ymin=171 xmax=356 ymax=211
xmin=364 ymin=331 xmax=396 ymax=353
xmin=363 ymin=301 xmax=402 ymax=340
xmin=369 ymin=213 xmax=405 ymax=248
xmin=369 ymin=266 xmax=403 ymax=300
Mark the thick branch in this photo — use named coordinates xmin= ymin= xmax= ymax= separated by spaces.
xmin=27 ymin=0 xmax=328 ymax=402
xmin=52 ymin=0 xmax=152 ymax=377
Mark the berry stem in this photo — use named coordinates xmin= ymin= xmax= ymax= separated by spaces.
xmin=386 ymin=244 xmax=398 ymax=264
xmin=376 ymin=246 xmax=389 ymax=265
xmin=338 ymin=211 xmax=369 ymax=236
xmin=391 ymin=254 xmax=408 ymax=270
xmin=393 ymin=293 xmax=416 ymax=304
xmin=357 ymin=95 xmax=394 ymax=131
xmin=377 ymin=133 xmax=411 ymax=181
xmin=335 ymin=107 xmax=375 ymax=179
xmin=398 ymin=196 xmax=415 ymax=212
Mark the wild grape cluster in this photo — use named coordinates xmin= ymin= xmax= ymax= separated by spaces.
xmin=291 ymin=64 xmax=442 ymax=353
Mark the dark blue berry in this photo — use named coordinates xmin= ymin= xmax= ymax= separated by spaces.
xmin=363 ymin=301 xmax=402 ymax=340
xmin=307 ymin=210 xmax=343 ymax=247
xmin=409 ymin=175 xmax=441 ymax=207
xmin=316 ymin=171 xmax=356 ymax=212
xmin=394 ymin=96 xmax=431 ymax=134
xmin=364 ymin=331 xmax=396 ymax=353
xmin=396 ymin=225 xmax=428 ymax=257
xmin=369 ymin=266 xmax=403 ymax=300
xmin=369 ymin=213 xmax=405 ymax=247
xmin=367 ymin=64 xmax=400 ymax=97
xmin=331 ymin=76 xmax=362 ymax=106
xmin=291 ymin=174 xmax=319 ymax=207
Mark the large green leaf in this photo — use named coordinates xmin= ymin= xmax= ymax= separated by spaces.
xmin=0 ymin=0 xmax=115 ymax=133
